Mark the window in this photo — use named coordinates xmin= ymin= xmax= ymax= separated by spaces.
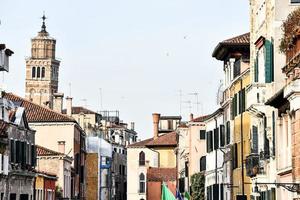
xmin=206 ymin=131 xmax=213 ymax=153
xmin=252 ymin=126 xmax=258 ymax=153
xmin=199 ymin=130 xmax=206 ymax=140
xmin=41 ymin=67 xmax=45 ymax=78
xmin=220 ymin=125 xmax=225 ymax=147
xmin=32 ymin=67 xmax=36 ymax=78
xmin=200 ymin=156 xmax=206 ymax=171
xmin=139 ymin=173 xmax=145 ymax=193
xmin=10 ymin=140 xmax=15 ymax=163
xmin=213 ymin=128 xmax=219 ymax=150
xmin=139 ymin=151 xmax=145 ymax=166
xmin=291 ymin=0 xmax=300 ymax=3
xmin=232 ymin=143 xmax=238 ymax=169
xmin=37 ymin=67 xmax=40 ymax=78
xmin=226 ymin=121 xmax=230 ymax=145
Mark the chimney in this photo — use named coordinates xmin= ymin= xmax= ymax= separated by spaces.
xmin=66 ymin=96 xmax=73 ymax=116
xmin=190 ymin=113 xmax=194 ymax=121
xmin=58 ymin=141 xmax=65 ymax=154
xmin=53 ymin=93 xmax=64 ymax=113
xmin=130 ymin=122 xmax=135 ymax=130
xmin=152 ymin=113 xmax=160 ymax=139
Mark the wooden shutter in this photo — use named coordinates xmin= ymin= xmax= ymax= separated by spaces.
xmin=272 ymin=111 xmax=275 ymax=156
xmin=226 ymin=121 xmax=230 ymax=145
xmin=31 ymin=145 xmax=36 ymax=167
xmin=265 ymin=40 xmax=274 ymax=83
xmin=254 ymin=52 xmax=259 ymax=82
xmin=214 ymin=128 xmax=219 ymax=150
xmin=220 ymin=125 xmax=225 ymax=147
xmin=264 ymin=116 xmax=270 ymax=158
xmin=200 ymin=130 xmax=206 ymax=139
xmin=16 ymin=141 xmax=20 ymax=163
xmin=10 ymin=140 xmax=15 ymax=163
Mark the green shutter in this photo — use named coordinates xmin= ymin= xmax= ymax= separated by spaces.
xmin=265 ymin=40 xmax=274 ymax=83
xmin=254 ymin=53 xmax=259 ymax=82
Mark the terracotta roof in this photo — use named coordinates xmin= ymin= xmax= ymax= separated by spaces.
xmin=36 ymin=145 xmax=64 ymax=156
xmin=147 ymin=167 xmax=177 ymax=182
xmin=212 ymin=33 xmax=250 ymax=60
xmin=35 ymin=169 xmax=57 ymax=179
xmin=127 ymin=131 xmax=177 ymax=148
xmin=221 ymin=33 xmax=250 ymax=45
xmin=62 ymin=106 xmax=97 ymax=115
xmin=3 ymin=93 xmax=76 ymax=123
xmin=191 ymin=115 xmax=211 ymax=122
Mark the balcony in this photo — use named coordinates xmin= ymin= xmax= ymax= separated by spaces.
xmin=246 ymin=154 xmax=260 ymax=178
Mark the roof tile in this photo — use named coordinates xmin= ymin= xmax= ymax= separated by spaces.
xmin=3 ymin=93 xmax=76 ymax=123
xmin=147 ymin=167 xmax=177 ymax=182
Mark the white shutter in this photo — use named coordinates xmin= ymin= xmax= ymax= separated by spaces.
xmin=3 ymin=155 xmax=8 ymax=175
xmin=0 ymin=154 xmax=2 ymax=174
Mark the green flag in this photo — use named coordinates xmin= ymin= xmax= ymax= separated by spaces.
xmin=184 ymin=191 xmax=191 ymax=200
xmin=161 ymin=183 xmax=176 ymax=200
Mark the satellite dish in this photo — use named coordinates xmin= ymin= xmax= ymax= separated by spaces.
xmin=216 ymin=80 xmax=224 ymax=105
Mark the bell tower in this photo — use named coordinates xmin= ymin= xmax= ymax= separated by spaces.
xmin=25 ymin=14 xmax=61 ymax=108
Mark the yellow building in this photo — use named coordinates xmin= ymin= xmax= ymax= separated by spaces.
xmin=231 ymin=73 xmax=251 ymax=199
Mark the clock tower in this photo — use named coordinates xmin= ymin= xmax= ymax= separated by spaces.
xmin=25 ymin=15 xmax=61 ymax=108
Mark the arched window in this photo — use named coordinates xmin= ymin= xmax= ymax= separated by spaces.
xmin=139 ymin=173 xmax=145 ymax=193
xmin=37 ymin=67 xmax=41 ymax=78
xmin=32 ymin=67 xmax=36 ymax=78
xmin=200 ymin=156 xmax=206 ymax=172
xmin=139 ymin=151 xmax=145 ymax=166
xmin=41 ymin=67 xmax=45 ymax=78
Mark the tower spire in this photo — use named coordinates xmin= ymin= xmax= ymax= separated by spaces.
xmin=40 ymin=12 xmax=47 ymax=33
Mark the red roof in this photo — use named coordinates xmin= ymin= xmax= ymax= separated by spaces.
xmin=128 ymin=131 xmax=177 ymax=148
xmin=36 ymin=145 xmax=64 ymax=156
xmin=221 ymin=33 xmax=250 ymax=45
xmin=3 ymin=93 xmax=76 ymax=123
xmin=212 ymin=32 xmax=250 ymax=60
xmin=191 ymin=115 xmax=211 ymax=122
xmin=147 ymin=167 xmax=177 ymax=182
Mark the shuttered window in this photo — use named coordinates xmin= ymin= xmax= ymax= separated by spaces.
xmin=232 ymin=143 xmax=238 ymax=169
xmin=31 ymin=145 xmax=36 ymax=167
xmin=265 ymin=40 xmax=274 ymax=83
xmin=200 ymin=156 xmax=206 ymax=171
xmin=214 ymin=128 xmax=219 ymax=150
xmin=272 ymin=111 xmax=276 ymax=156
xmin=254 ymin=53 xmax=259 ymax=82
xmin=264 ymin=116 xmax=270 ymax=159
xmin=226 ymin=121 xmax=230 ymax=145
xmin=220 ymin=125 xmax=225 ymax=147
xmin=16 ymin=141 xmax=21 ymax=163
xmin=252 ymin=126 xmax=258 ymax=153
xmin=200 ymin=130 xmax=206 ymax=140
xmin=207 ymin=131 xmax=213 ymax=153
xmin=241 ymin=88 xmax=246 ymax=113
xmin=10 ymin=140 xmax=15 ymax=163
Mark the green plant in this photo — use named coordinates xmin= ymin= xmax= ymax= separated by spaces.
xmin=55 ymin=186 xmax=63 ymax=198
xmin=190 ymin=172 xmax=205 ymax=200
xmin=279 ymin=7 xmax=300 ymax=53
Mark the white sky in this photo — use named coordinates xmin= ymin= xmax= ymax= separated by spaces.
xmin=0 ymin=0 xmax=249 ymax=139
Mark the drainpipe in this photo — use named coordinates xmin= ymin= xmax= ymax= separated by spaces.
xmin=214 ymin=117 xmax=218 ymax=185
xmin=240 ymin=79 xmax=245 ymax=196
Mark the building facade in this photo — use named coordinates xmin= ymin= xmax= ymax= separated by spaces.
xmin=127 ymin=113 xmax=178 ymax=200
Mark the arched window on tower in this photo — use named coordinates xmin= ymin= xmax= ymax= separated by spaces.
xmin=32 ymin=67 xmax=36 ymax=78
xmin=139 ymin=173 xmax=145 ymax=193
xmin=37 ymin=67 xmax=41 ymax=78
xmin=41 ymin=67 xmax=45 ymax=78
xmin=139 ymin=151 xmax=145 ymax=166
